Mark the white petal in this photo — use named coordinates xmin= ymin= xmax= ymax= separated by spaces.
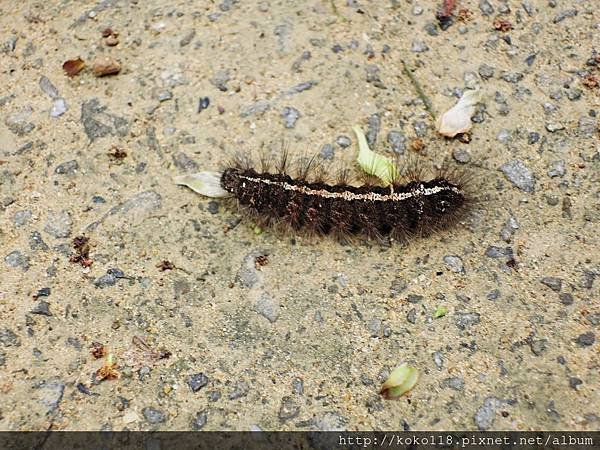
xmin=173 ymin=171 xmax=230 ymax=198
xmin=436 ymin=89 xmax=482 ymax=137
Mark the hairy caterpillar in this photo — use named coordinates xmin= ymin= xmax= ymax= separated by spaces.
xmin=175 ymin=154 xmax=473 ymax=244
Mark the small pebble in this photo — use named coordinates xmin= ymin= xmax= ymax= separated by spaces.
xmin=443 ymin=255 xmax=465 ymax=273
xmin=191 ymin=410 xmax=208 ymax=430
xmin=336 ymin=135 xmax=351 ymax=148
xmin=31 ymin=301 xmax=52 ymax=316
xmin=188 ymin=373 xmax=209 ymax=392
xmin=452 ymin=148 xmax=471 ymax=164
xmin=410 ymin=40 xmax=429 ymax=53
xmin=281 ymin=107 xmax=300 ymax=128
xmin=540 ymin=277 xmax=562 ymax=292
xmin=547 ymin=160 xmax=566 ymax=178
xmin=92 ymin=57 xmax=121 ymax=76
xmin=574 ymin=332 xmax=595 ymax=347
xmin=387 ymin=130 xmax=407 ymax=154
xmin=500 ymin=160 xmax=536 ymax=193
xmin=198 ymin=97 xmax=210 ymax=113
xmin=142 ymin=407 xmax=167 ymax=424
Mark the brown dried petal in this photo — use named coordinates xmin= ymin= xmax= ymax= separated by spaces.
xmin=63 ymin=58 xmax=85 ymax=77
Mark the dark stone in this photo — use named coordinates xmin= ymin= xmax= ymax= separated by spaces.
xmin=31 ymin=301 xmax=52 ymax=316
xmin=29 ymin=231 xmax=49 ymax=250
xmin=188 ymin=373 xmax=209 ymax=392
xmin=191 ymin=410 xmax=208 ymax=429
xmin=278 ymin=396 xmax=300 ymax=421
xmin=55 ymin=160 xmax=79 ymax=175
xmin=81 ymin=99 xmax=129 ymax=141
xmin=142 ymin=407 xmax=167 ymax=424
xmin=574 ymin=332 xmax=595 ymax=347
xmin=559 ymin=293 xmax=573 ymax=305
xmin=540 ymin=277 xmax=562 ymax=292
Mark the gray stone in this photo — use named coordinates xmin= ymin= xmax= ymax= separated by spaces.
xmin=474 ymin=397 xmax=503 ymax=430
xmin=424 ymin=22 xmax=438 ymax=36
xmin=188 ymin=373 xmax=209 ymax=392
xmin=5 ymin=107 xmax=35 ymax=135
xmin=320 ymin=144 xmax=334 ymax=160
xmin=366 ymin=113 xmax=380 ymax=146
xmin=142 ymin=407 xmax=167 ymax=424
xmin=278 ymin=396 xmax=300 ymax=421
xmin=94 ymin=273 xmax=117 ymax=288
xmin=240 ymin=100 xmax=270 ymax=117
xmin=553 ymin=9 xmax=577 ymax=23
xmin=569 ymin=377 xmax=583 ymax=390
xmin=336 ymin=135 xmax=351 ymax=148
xmin=38 ymin=380 xmax=65 ymax=414
xmin=434 ymin=351 xmax=444 ymax=369
xmin=172 ymin=152 xmax=198 ymax=172
xmin=578 ymin=117 xmax=597 ymax=138
xmin=179 ymin=30 xmax=196 ymax=47
xmin=81 ymin=99 xmax=129 ymax=141
xmin=228 ymin=381 xmax=249 ymax=399
xmin=500 ymin=216 xmax=519 ymax=242
xmin=455 ymin=312 xmax=481 ymax=330
xmin=547 ymin=160 xmax=566 ymax=178
xmin=496 ymin=129 xmax=512 ymax=144
xmin=501 ymin=72 xmax=523 ymax=83
xmin=478 ymin=64 xmax=495 ymax=80
xmin=287 ymin=81 xmax=317 ymax=94
xmin=440 ymin=377 xmax=464 ymax=391
xmin=412 ymin=120 xmax=428 ymax=138
xmin=443 ymin=255 xmax=465 ymax=273
xmin=39 ymin=76 xmax=60 ymax=99
xmin=365 ymin=65 xmax=384 ymax=88
xmin=31 ymin=301 xmax=52 ymax=316
xmin=0 ymin=328 xmax=21 ymax=347
xmin=282 ymin=107 xmax=300 ymax=128
xmin=29 ymin=232 xmax=49 ymax=251
xmin=210 ymin=70 xmax=230 ymax=91
xmin=50 ymin=98 xmax=68 ymax=118
xmin=292 ymin=378 xmax=304 ymax=395
xmin=313 ymin=412 xmax=347 ymax=431
xmin=44 ymin=210 xmax=72 ymax=238
xmin=387 ymin=130 xmax=407 ymax=154
xmin=191 ymin=410 xmax=207 ymax=430
xmin=501 ymin=160 xmax=536 ymax=193
xmin=559 ymin=293 xmax=574 ymax=305
xmin=581 ymin=271 xmax=596 ymax=289
xmin=12 ymin=210 xmax=32 ymax=226
xmin=540 ymin=277 xmax=562 ymax=292
xmin=157 ymin=90 xmax=173 ymax=102
xmin=254 ymin=292 xmax=279 ymax=322
xmin=452 ymin=148 xmax=471 ymax=163
xmin=236 ymin=250 xmax=267 ymax=288
xmin=574 ymin=332 xmax=595 ymax=347
xmin=5 ymin=251 xmax=30 ymax=271
xmin=479 ymin=0 xmax=494 ymax=15
xmin=530 ymin=339 xmax=548 ymax=356
xmin=55 ymin=160 xmax=79 ymax=175
xmin=545 ymin=123 xmax=565 ymax=133
xmin=528 ymin=132 xmax=540 ymax=144
xmin=407 ymin=308 xmax=417 ymax=324
xmin=410 ymin=40 xmax=429 ymax=53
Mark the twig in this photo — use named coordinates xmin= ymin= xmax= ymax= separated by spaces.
xmin=400 ymin=59 xmax=437 ymax=121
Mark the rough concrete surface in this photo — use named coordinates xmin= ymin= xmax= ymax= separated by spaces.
xmin=0 ymin=0 xmax=598 ymax=432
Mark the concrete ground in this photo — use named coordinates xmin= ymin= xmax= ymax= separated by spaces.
xmin=0 ymin=0 xmax=598 ymax=431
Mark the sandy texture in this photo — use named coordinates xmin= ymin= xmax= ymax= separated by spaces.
xmin=0 ymin=0 xmax=598 ymax=431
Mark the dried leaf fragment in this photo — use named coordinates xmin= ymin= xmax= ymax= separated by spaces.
xmin=63 ymin=58 xmax=85 ymax=77
xmin=92 ymin=56 xmax=121 ymax=77
xmin=156 ymin=260 xmax=175 ymax=271
xmin=436 ymin=89 xmax=482 ymax=138
xmin=353 ymin=125 xmax=399 ymax=186
xmin=90 ymin=341 xmax=106 ymax=359
xmin=96 ymin=353 xmax=120 ymax=380
xmin=379 ymin=363 xmax=419 ymax=399
xmin=493 ymin=18 xmax=513 ymax=31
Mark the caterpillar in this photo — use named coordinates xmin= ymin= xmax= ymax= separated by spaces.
xmin=175 ymin=154 xmax=473 ymax=244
